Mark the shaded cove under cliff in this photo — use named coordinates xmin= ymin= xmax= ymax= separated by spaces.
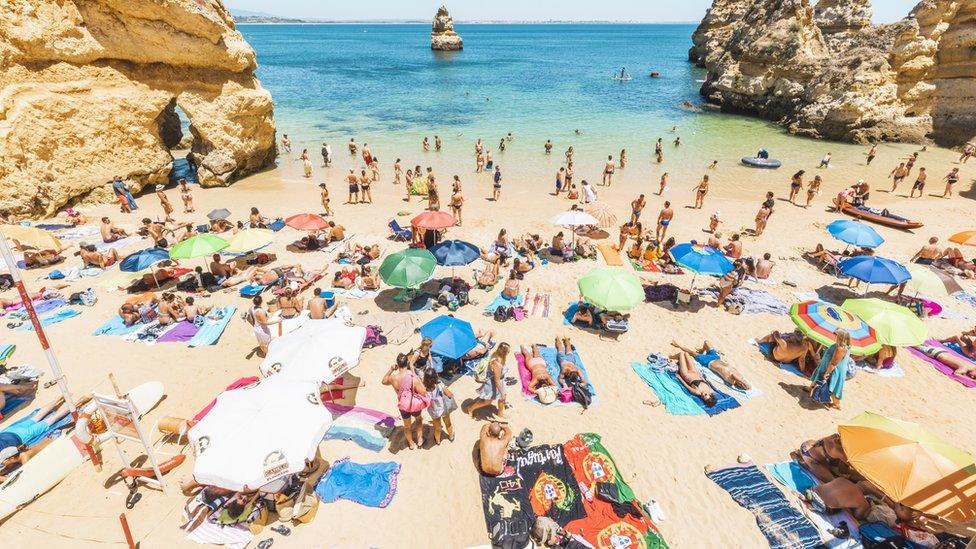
xmin=0 ymin=0 xmax=277 ymax=217
xmin=689 ymin=0 xmax=976 ymax=147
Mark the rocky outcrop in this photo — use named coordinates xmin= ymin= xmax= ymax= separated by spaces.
xmin=0 ymin=0 xmax=277 ymax=217
xmin=693 ymin=0 xmax=976 ymax=147
xmin=431 ymin=6 xmax=463 ymax=51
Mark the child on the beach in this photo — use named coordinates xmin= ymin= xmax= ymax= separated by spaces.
xmin=709 ymin=212 xmax=721 ymax=233
xmin=179 ymin=179 xmax=194 ymax=213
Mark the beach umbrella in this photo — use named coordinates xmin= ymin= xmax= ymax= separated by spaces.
xmin=379 ymin=248 xmax=437 ymax=289
xmin=838 ymin=256 xmax=911 ymax=286
xmin=188 ymin=377 xmax=332 ymax=491
xmin=948 ymin=230 xmax=976 ymax=247
xmin=842 ymin=298 xmax=928 ymax=347
xmin=285 ymin=213 xmax=329 ymax=232
xmin=1 ymin=225 xmax=64 ymax=253
xmin=168 ymin=234 xmax=228 ymax=260
xmin=669 ymin=242 xmax=734 ymax=289
xmin=429 ymin=240 xmax=480 ymax=267
xmin=551 ymin=209 xmax=599 ymax=245
xmin=224 ymin=228 xmax=274 ymax=254
xmin=206 ymin=208 xmax=231 ymax=221
xmin=904 ymin=264 xmax=963 ymax=296
xmin=411 ymin=211 xmax=456 ymax=231
xmin=577 ymin=267 xmax=644 ymax=311
xmin=119 ymin=247 xmax=170 ymax=272
xmin=259 ymin=319 xmax=367 ymax=384
xmin=419 ymin=315 xmax=478 ymax=359
xmin=790 ymin=300 xmax=881 ymax=356
xmin=584 ymin=201 xmax=618 ymax=228
xmin=827 ymin=220 xmax=884 ymax=249
xmin=839 ymin=412 xmax=975 ymax=520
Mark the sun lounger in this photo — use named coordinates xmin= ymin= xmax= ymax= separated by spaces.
xmin=515 ymin=345 xmax=595 ymax=406
xmin=388 ymin=219 xmax=412 ymax=241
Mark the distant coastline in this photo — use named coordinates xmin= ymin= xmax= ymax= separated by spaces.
xmin=234 ymin=17 xmax=697 ymax=25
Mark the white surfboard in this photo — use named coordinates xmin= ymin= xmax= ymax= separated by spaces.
xmin=0 ymin=381 xmax=165 ymax=521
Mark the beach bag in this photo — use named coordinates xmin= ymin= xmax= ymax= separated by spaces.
xmin=397 ymin=374 xmax=430 ymax=413
xmin=429 ymin=385 xmax=458 ymax=418
xmin=69 ymin=288 xmax=97 ymax=306
xmin=811 ymin=380 xmax=833 ymax=405
xmin=724 ymin=295 xmax=745 ymax=315
xmin=558 ymin=387 xmax=573 ymax=403
xmin=48 ymin=270 xmax=65 ymax=280
xmin=493 ymin=306 xmax=511 ymax=323
xmin=362 ymin=325 xmax=387 ymax=348
xmin=570 ymin=380 xmax=592 ymax=409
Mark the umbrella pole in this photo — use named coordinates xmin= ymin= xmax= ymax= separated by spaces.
xmin=0 ymin=237 xmax=99 ymax=468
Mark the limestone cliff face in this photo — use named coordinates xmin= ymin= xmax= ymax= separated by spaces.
xmin=694 ymin=0 xmax=976 ymax=147
xmin=431 ymin=6 xmax=463 ymax=51
xmin=0 ymin=0 xmax=276 ymax=217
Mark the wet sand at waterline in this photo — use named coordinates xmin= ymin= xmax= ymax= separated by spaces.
xmin=1 ymin=135 xmax=975 ymax=548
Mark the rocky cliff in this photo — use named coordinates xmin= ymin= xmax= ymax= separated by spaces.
xmin=692 ymin=0 xmax=976 ymax=147
xmin=431 ymin=6 xmax=463 ymax=51
xmin=0 ymin=0 xmax=277 ymax=217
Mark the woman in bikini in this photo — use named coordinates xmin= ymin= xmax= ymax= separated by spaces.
xmin=692 ymin=175 xmax=709 ymax=209
xmin=502 ymin=270 xmax=520 ymax=300
xmin=179 ymin=179 xmax=194 ymax=213
xmin=450 ymin=187 xmax=463 ymax=225
xmin=277 ymin=288 xmax=303 ymax=320
xmin=358 ymin=265 xmax=381 ymax=290
xmin=672 ymin=351 xmax=717 ymax=407
xmin=671 ymin=340 xmax=751 ymax=391
xmin=805 ymin=174 xmax=821 ymax=208
xmin=788 ymin=170 xmax=805 ymax=204
xmin=465 ymin=343 xmax=511 ymax=419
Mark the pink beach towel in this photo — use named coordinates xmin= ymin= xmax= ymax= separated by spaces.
xmin=909 ymin=340 xmax=976 ymax=389
xmin=514 ymin=352 xmax=535 ymax=398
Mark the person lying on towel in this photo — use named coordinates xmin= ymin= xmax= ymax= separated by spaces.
xmin=554 ymin=337 xmax=587 ymax=390
xmin=520 ymin=345 xmax=557 ymax=404
xmin=671 ymin=340 xmax=750 ymax=391
xmin=462 ymin=329 xmax=495 ymax=360
xmin=756 ymin=330 xmax=819 ymax=376
xmin=0 ymin=381 xmax=37 ymax=420
xmin=479 ymin=421 xmax=511 ymax=476
xmin=917 ymin=344 xmax=976 ymax=379
xmin=669 ymin=351 xmax=718 ymax=407
xmin=0 ymin=394 xmax=88 ymax=480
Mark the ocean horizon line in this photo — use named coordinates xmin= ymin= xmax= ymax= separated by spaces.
xmin=235 ymin=20 xmax=699 ymax=26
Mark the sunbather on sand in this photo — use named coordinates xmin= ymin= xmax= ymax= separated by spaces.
xmin=479 ymin=421 xmax=511 ymax=476
xmin=594 ymin=310 xmax=629 ymax=328
xmin=941 ymin=327 xmax=976 ymax=359
xmin=333 ymin=267 xmax=358 ymax=289
xmin=0 ymin=382 xmax=37 ymax=418
xmin=0 ymin=394 xmax=90 ymax=478
xmin=791 ymin=434 xmax=849 ymax=483
xmin=475 ymin=259 xmax=501 ymax=288
xmin=182 ymin=296 xmax=211 ymax=322
xmin=671 ymin=340 xmax=750 ymax=390
xmin=501 ymin=270 xmax=520 ymax=299
xmin=671 ymin=352 xmax=718 ymax=407
xmin=249 ymin=265 xmax=302 ymax=286
xmin=757 ymin=330 xmax=819 ymax=376
xmin=218 ymin=266 xmax=257 ymax=290
xmin=307 ymin=288 xmax=338 ymax=320
xmin=80 ymin=244 xmax=119 ymax=268
xmin=157 ymin=292 xmax=185 ymax=325
xmin=554 ymin=337 xmax=586 ymax=389
xmin=23 ymin=249 xmax=62 ymax=269
xmin=521 ymin=345 xmax=556 ymax=394
xmin=358 ymin=265 xmax=380 ymax=290
xmin=570 ymin=301 xmax=594 ymax=326
xmin=462 ymin=330 xmax=495 ymax=360
xmin=575 ymin=239 xmax=596 ymax=259
xmin=118 ymin=303 xmax=141 ymax=326
xmin=917 ymin=344 xmax=976 ymax=379
xmin=210 ymin=254 xmax=239 ymax=278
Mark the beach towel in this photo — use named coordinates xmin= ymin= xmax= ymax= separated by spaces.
xmin=704 ymin=286 xmax=789 ymax=315
xmin=92 ymin=315 xmax=144 ymax=337
xmin=632 ymin=356 xmax=740 ymax=415
xmin=430 ymin=341 xmax=495 ymax=378
xmin=852 ymin=360 xmax=905 ymax=378
xmin=707 ymin=464 xmax=822 ymax=549
xmin=323 ymin=404 xmax=396 ymax=452
xmin=187 ymin=307 xmax=236 ymax=347
xmin=238 ymin=284 xmax=265 ymax=297
xmin=34 ymin=223 xmax=75 ymax=231
xmin=157 ymin=321 xmax=200 ymax=343
xmin=185 ymin=519 xmax=253 ymax=549
xmin=597 ymin=243 xmax=623 ymax=266
xmin=752 ymin=340 xmax=811 ymax=379
xmin=951 ymin=290 xmax=976 ymax=308
xmin=331 ymin=287 xmax=379 ymax=300
xmin=644 ymin=284 xmax=678 ymax=303
xmin=16 ymin=308 xmax=81 ymax=331
xmin=909 ymin=340 xmax=976 ymax=388
xmin=483 ymin=292 xmax=524 ymax=315
xmin=631 ymin=259 xmax=662 ymax=273
xmin=125 ymin=320 xmax=177 ymax=344
xmin=700 ymin=362 xmax=763 ymax=400
xmin=29 ymin=298 xmax=67 ymax=315
xmin=1 ymin=395 xmax=32 ymax=421
xmin=514 ymin=346 xmax=596 ymax=406
xmin=0 ymin=344 xmax=14 ymax=365
xmin=315 ymin=458 xmax=400 ymax=508
xmin=765 ymin=461 xmax=817 ymax=495
xmin=765 ymin=461 xmax=861 ymax=549
xmin=54 ymin=225 xmax=99 ymax=241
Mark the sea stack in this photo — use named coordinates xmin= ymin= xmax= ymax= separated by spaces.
xmin=0 ymin=0 xmax=277 ymax=217
xmin=431 ymin=5 xmax=463 ymax=51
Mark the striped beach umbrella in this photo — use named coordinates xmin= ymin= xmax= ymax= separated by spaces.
xmin=790 ymin=300 xmax=880 ymax=356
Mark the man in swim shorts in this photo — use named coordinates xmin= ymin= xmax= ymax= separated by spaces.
xmin=889 ymin=162 xmax=908 ymax=191
xmin=631 ymin=194 xmax=646 ymax=224
xmin=909 ymin=167 xmax=927 ymax=198
xmin=656 ymin=201 xmax=673 ymax=241
xmin=910 ymin=237 xmax=942 ymax=265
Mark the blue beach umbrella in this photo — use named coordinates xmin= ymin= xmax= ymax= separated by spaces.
xmin=827 ymin=220 xmax=885 ymax=249
xmin=839 ymin=256 xmax=911 ymax=286
xmin=429 ymin=240 xmax=480 ymax=267
xmin=670 ymin=242 xmax=734 ymax=289
xmin=419 ymin=315 xmax=478 ymax=360
xmin=120 ymin=247 xmax=170 ymax=272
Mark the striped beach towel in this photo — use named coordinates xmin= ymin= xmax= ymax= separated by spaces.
xmin=323 ymin=404 xmax=396 ymax=452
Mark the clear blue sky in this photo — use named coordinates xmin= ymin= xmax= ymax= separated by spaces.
xmin=226 ymin=0 xmax=920 ymax=23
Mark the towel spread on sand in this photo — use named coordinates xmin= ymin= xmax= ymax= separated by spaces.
xmin=632 ymin=356 xmax=740 ymax=416
xmin=707 ymin=464 xmax=822 ymax=549
xmin=700 ymin=363 xmax=763 ymax=400
xmin=92 ymin=315 xmax=144 ymax=337
xmin=16 ymin=308 xmax=81 ymax=331
xmin=515 ymin=345 xmax=596 ymax=406
xmin=852 ymin=360 xmax=905 ymax=378
xmin=315 ymin=458 xmax=400 ymax=508
xmin=951 ymin=290 xmax=976 ymax=308
xmin=597 ymin=243 xmax=623 ymax=266
xmin=483 ymin=292 xmax=524 ymax=314
xmin=704 ymin=287 xmax=789 ymax=315
xmin=157 ymin=320 xmax=200 ymax=343
xmin=644 ymin=284 xmax=678 ymax=303
xmin=765 ymin=461 xmax=862 ymax=549
xmin=323 ymin=404 xmax=396 ymax=452
xmin=765 ymin=461 xmax=817 ymax=495
xmin=909 ymin=340 xmax=976 ymax=388
xmin=187 ymin=306 xmax=236 ymax=347
xmin=186 ymin=519 xmax=253 ymax=549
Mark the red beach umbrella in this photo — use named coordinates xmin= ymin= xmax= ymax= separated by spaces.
xmin=411 ymin=211 xmax=456 ymax=230
xmin=285 ymin=213 xmax=329 ymax=231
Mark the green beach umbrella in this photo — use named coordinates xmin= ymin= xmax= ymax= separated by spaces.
xmin=169 ymin=234 xmax=229 ymax=260
xmin=379 ymin=248 xmax=437 ymax=289
xmin=577 ymin=267 xmax=643 ymax=311
xmin=841 ymin=298 xmax=928 ymax=347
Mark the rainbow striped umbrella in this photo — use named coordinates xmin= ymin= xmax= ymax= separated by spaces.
xmin=790 ymin=300 xmax=880 ymax=356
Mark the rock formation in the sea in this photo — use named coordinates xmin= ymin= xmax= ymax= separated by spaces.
xmin=0 ymin=0 xmax=277 ymax=217
xmin=431 ymin=6 xmax=463 ymax=51
xmin=691 ymin=0 xmax=976 ymax=147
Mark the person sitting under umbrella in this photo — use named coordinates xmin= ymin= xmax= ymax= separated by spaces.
xmin=462 ymin=329 xmax=495 ymax=360
xmin=570 ymin=301 xmax=594 ymax=326
xmin=670 ymin=339 xmax=751 ymax=391
xmin=209 ymin=217 xmax=234 ymax=233
xmin=756 ymin=330 xmax=820 ymax=376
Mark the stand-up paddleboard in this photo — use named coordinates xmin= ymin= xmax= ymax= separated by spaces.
xmin=0 ymin=381 xmax=164 ymax=521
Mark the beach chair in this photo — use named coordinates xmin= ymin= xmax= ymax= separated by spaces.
xmin=388 ymin=219 xmax=412 ymax=242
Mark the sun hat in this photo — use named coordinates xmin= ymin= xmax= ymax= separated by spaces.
xmin=536 ymin=385 xmax=557 ymax=405
xmin=155 ymin=184 xmax=164 ymax=191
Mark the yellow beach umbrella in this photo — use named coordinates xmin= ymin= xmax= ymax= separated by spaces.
xmin=1 ymin=225 xmax=64 ymax=253
xmin=224 ymin=229 xmax=274 ymax=254
xmin=841 ymin=298 xmax=928 ymax=347
xmin=949 ymin=231 xmax=976 ymax=247
xmin=904 ymin=264 xmax=962 ymax=296
xmin=839 ymin=412 xmax=976 ymax=520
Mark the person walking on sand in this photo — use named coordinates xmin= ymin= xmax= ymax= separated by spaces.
xmin=692 ymin=175 xmax=709 ymax=209
xmin=909 ymin=167 xmax=927 ymax=198
xmin=755 ymin=204 xmax=771 ymax=236
xmin=155 ymin=185 xmax=175 ymax=222
xmin=942 ymin=167 xmax=960 ymax=198
xmin=450 ymin=185 xmax=464 ymax=225
xmin=423 ymin=368 xmax=455 ymax=445
xmin=889 ymin=162 xmax=909 ymax=192
xmin=321 ymin=142 xmax=331 ymax=166
xmin=658 ymin=172 xmax=669 ymax=196
xmin=788 ymin=170 xmax=804 ymax=204
xmin=656 ymin=201 xmax=673 ymax=241
xmin=631 ymin=194 xmax=646 ymax=224
xmin=464 ymin=343 xmax=510 ymax=419
xmin=394 ymin=158 xmax=402 ymax=185
xmin=281 ymin=134 xmax=292 ymax=154
xmin=345 ymin=169 xmax=360 ymax=204
xmin=492 ymin=166 xmax=502 ymax=201
xmin=362 ymin=143 xmax=373 ymax=166
xmin=248 ymin=295 xmax=278 ymax=357
xmin=602 ymin=155 xmax=615 ymax=186
xmin=581 ymin=180 xmax=597 ymax=204
xmin=619 ymin=149 xmax=627 ymax=169
xmin=435 ymin=135 xmax=442 ymax=151
xmin=178 ymin=179 xmax=194 ymax=213
xmin=555 ymin=167 xmax=566 ymax=196
xmin=319 ymin=183 xmax=332 ymax=216
xmin=961 ymin=142 xmax=974 ymax=164
xmin=806 ymin=175 xmax=821 ymax=208
xmin=347 ymin=137 xmax=357 ymax=156
xmin=866 ymin=144 xmax=877 ymax=165
xmin=383 ymin=352 xmax=428 ymax=450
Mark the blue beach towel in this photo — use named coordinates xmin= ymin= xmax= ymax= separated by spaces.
xmin=314 ymin=458 xmax=400 ymax=508
xmin=430 ymin=341 xmax=495 ymax=377
xmin=483 ymin=292 xmax=524 ymax=314
xmin=17 ymin=309 xmax=81 ymax=331
xmin=536 ymin=345 xmax=596 ymax=403
xmin=92 ymin=315 xmax=144 ymax=337
xmin=1 ymin=395 xmax=32 ymax=420
xmin=765 ymin=461 xmax=817 ymax=495
xmin=187 ymin=306 xmax=237 ymax=348
xmin=707 ymin=464 xmax=822 ymax=549
xmin=562 ymin=301 xmax=579 ymax=326
xmin=4 ymin=408 xmax=74 ymax=446
xmin=631 ymin=361 xmax=704 ymax=416
xmin=238 ymin=284 xmax=265 ymax=297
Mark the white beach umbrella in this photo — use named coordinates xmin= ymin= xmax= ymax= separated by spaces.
xmin=259 ymin=319 xmax=367 ymax=384
xmin=188 ymin=377 xmax=331 ymax=491
xmin=550 ymin=210 xmax=599 ymax=246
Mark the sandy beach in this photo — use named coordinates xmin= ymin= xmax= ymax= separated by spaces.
xmin=0 ymin=130 xmax=974 ymax=548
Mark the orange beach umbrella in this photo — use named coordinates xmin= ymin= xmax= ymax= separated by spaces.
xmin=411 ymin=211 xmax=455 ymax=231
xmin=285 ymin=213 xmax=329 ymax=231
xmin=949 ymin=231 xmax=976 ymax=247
